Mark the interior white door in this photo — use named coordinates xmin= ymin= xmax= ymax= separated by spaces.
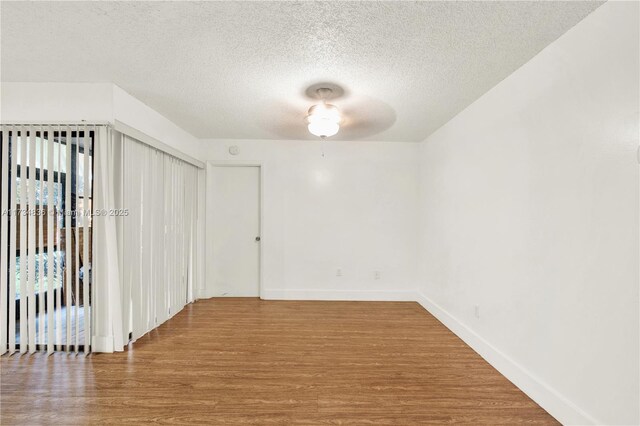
xmin=207 ymin=165 xmax=260 ymax=297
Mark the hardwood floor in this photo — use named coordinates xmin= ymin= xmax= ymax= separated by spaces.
xmin=1 ymin=298 xmax=558 ymax=424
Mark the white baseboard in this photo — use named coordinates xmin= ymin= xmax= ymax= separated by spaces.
xmin=261 ymin=289 xmax=416 ymax=301
xmin=415 ymin=291 xmax=600 ymax=426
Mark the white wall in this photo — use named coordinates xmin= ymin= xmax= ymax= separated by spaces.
xmin=0 ymin=82 xmax=113 ymax=122
xmin=202 ymin=139 xmax=420 ymax=300
xmin=0 ymin=82 xmax=202 ymax=159
xmin=417 ymin=2 xmax=639 ymax=425
xmin=112 ymin=85 xmax=201 ymax=159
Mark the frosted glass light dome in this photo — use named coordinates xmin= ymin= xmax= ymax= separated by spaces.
xmin=307 ymin=103 xmax=341 ymax=138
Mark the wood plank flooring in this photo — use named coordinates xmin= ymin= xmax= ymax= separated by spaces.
xmin=1 ymin=298 xmax=558 ymax=424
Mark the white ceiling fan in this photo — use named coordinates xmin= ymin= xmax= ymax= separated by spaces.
xmin=257 ymin=82 xmax=397 ymax=141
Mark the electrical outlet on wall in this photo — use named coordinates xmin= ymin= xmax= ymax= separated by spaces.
xmin=336 ymin=268 xmax=342 ymax=277
xmin=374 ymin=271 xmax=381 ymax=280
xmin=474 ymin=305 xmax=480 ymax=319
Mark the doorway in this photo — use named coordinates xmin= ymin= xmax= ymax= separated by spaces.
xmin=206 ymin=164 xmax=261 ymax=297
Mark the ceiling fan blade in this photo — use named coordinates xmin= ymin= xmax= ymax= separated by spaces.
xmin=336 ymin=95 xmax=397 ymax=140
xmin=256 ymin=99 xmax=311 ymax=139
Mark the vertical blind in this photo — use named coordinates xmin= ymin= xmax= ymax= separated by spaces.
xmin=119 ymin=135 xmax=199 ymax=343
xmin=2 ymin=126 xmax=200 ymax=354
xmin=0 ymin=125 xmax=95 ymax=354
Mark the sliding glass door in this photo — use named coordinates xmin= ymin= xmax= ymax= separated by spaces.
xmin=1 ymin=125 xmax=94 ymax=354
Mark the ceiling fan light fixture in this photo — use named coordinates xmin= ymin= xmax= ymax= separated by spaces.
xmin=306 ymin=102 xmax=341 ymax=138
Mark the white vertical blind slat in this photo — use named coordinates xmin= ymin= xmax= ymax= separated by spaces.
xmin=187 ymin=169 xmax=191 ymax=302
xmin=140 ymin=149 xmax=148 ymax=333
xmin=87 ymin=126 xmax=94 ymax=353
xmin=147 ymin=151 xmax=154 ymax=328
xmin=194 ymin=168 xmax=199 ymax=299
xmin=171 ymin=159 xmax=176 ymax=314
xmin=1 ymin=128 xmax=9 ymax=355
xmin=177 ymin=162 xmax=181 ymax=310
xmin=188 ymin=167 xmax=196 ymax=302
xmin=46 ymin=127 xmax=55 ymax=354
xmin=153 ymin=152 xmax=164 ymax=326
xmin=167 ymin=159 xmax=172 ymax=318
xmin=55 ymin=125 xmax=62 ymax=350
xmin=126 ymin=139 xmax=134 ymax=339
xmin=82 ymin=127 xmax=90 ymax=354
xmin=172 ymin=160 xmax=177 ymax=315
xmin=27 ymin=126 xmax=37 ymax=353
xmin=184 ymin=167 xmax=189 ymax=307
xmin=122 ymin=135 xmax=130 ymax=340
xmin=173 ymin=161 xmax=178 ymax=314
xmin=167 ymin=158 xmax=171 ymax=317
xmin=74 ymin=126 xmax=81 ymax=353
xmin=65 ymin=126 xmax=73 ymax=351
xmin=92 ymin=126 xmax=123 ymax=351
xmin=38 ymin=129 xmax=45 ymax=348
xmin=9 ymin=127 xmax=18 ymax=353
xmin=126 ymin=139 xmax=141 ymax=340
xmin=119 ymin=135 xmax=130 ymax=342
xmin=18 ymin=127 xmax=27 ymax=352
xmin=144 ymin=150 xmax=153 ymax=332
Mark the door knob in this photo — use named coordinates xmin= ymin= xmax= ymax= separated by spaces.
xmin=255 ymin=236 xmax=261 ymax=242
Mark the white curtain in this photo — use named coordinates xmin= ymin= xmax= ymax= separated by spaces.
xmin=92 ymin=132 xmax=200 ymax=352
xmin=1 ymin=124 xmax=94 ymax=354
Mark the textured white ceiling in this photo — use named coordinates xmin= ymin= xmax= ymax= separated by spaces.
xmin=1 ymin=1 xmax=602 ymax=141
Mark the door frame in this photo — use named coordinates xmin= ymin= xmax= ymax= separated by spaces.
xmin=206 ymin=161 xmax=264 ymax=298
